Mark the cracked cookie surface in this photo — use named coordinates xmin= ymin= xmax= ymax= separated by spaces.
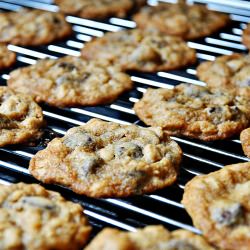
xmin=29 ymin=119 xmax=182 ymax=198
xmin=8 ymin=56 xmax=133 ymax=107
xmin=0 ymin=45 xmax=16 ymax=70
xmin=0 ymin=86 xmax=44 ymax=146
xmin=240 ymin=128 xmax=250 ymax=158
xmin=134 ymin=84 xmax=249 ymax=141
xmin=85 ymin=225 xmax=215 ymax=250
xmin=182 ymin=162 xmax=250 ymax=250
xmin=243 ymin=23 xmax=250 ymax=50
xmin=0 ymin=8 xmax=72 ymax=46
xmin=0 ymin=182 xmax=91 ymax=250
xmin=81 ymin=29 xmax=196 ymax=72
xmin=55 ymin=0 xmax=146 ymax=19
xmin=133 ymin=2 xmax=229 ymax=40
xmin=197 ymin=53 xmax=250 ymax=98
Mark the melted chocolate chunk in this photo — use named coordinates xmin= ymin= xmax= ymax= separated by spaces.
xmin=115 ymin=142 xmax=143 ymax=159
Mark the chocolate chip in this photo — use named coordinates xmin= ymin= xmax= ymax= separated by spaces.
xmin=76 ymin=73 xmax=90 ymax=83
xmin=131 ymin=146 xmax=143 ymax=158
xmin=115 ymin=143 xmax=143 ymax=159
xmin=230 ymin=106 xmax=239 ymax=112
xmin=206 ymin=106 xmax=223 ymax=115
xmin=52 ymin=16 xmax=61 ymax=25
xmin=211 ymin=202 xmax=242 ymax=226
xmin=58 ymin=62 xmax=77 ymax=71
xmin=207 ymin=107 xmax=216 ymax=113
xmin=164 ymin=239 xmax=198 ymax=250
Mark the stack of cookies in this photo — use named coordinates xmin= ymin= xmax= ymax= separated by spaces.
xmin=0 ymin=0 xmax=249 ymax=249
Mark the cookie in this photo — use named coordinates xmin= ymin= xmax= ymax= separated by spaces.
xmin=0 ymin=8 xmax=72 ymax=46
xmin=242 ymin=23 xmax=250 ymax=50
xmin=0 ymin=182 xmax=91 ymax=250
xmin=55 ymin=0 xmax=146 ymax=19
xmin=84 ymin=225 xmax=215 ymax=250
xmin=29 ymin=118 xmax=182 ymax=198
xmin=182 ymin=162 xmax=250 ymax=250
xmin=8 ymin=56 xmax=133 ymax=107
xmin=0 ymin=86 xmax=45 ymax=147
xmin=134 ymin=84 xmax=249 ymax=141
xmin=240 ymin=128 xmax=250 ymax=158
xmin=133 ymin=2 xmax=229 ymax=40
xmin=197 ymin=53 xmax=250 ymax=98
xmin=81 ymin=29 xmax=196 ymax=72
xmin=0 ymin=44 xmax=16 ymax=70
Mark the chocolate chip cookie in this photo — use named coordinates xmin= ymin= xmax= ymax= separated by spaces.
xmin=55 ymin=0 xmax=146 ymax=19
xmin=81 ymin=29 xmax=196 ymax=72
xmin=85 ymin=225 xmax=215 ymax=250
xmin=133 ymin=2 xmax=229 ymax=40
xmin=182 ymin=162 xmax=250 ymax=250
xmin=197 ymin=53 xmax=250 ymax=98
xmin=240 ymin=128 xmax=250 ymax=158
xmin=0 ymin=44 xmax=16 ymax=70
xmin=0 ymin=8 xmax=72 ymax=46
xmin=134 ymin=84 xmax=249 ymax=141
xmin=0 ymin=182 xmax=91 ymax=250
xmin=242 ymin=23 xmax=250 ymax=50
xmin=29 ymin=119 xmax=182 ymax=198
xmin=0 ymin=87 xmax=45 ymax=147
xmin=8 ymin=56 xmax=133 ymax=107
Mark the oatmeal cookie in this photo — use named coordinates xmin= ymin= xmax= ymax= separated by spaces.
xmin=29 ymin=119 xmax=182 ymax=198
xmin=81 ymin=29 xmax=196 ymax=72
xmin=242 ymin=23 xmax=250 ymax=50
xmin=55 ymin=0 xmax=146 ymax=19
xmin=85 ymin=225 xmax=215 ymax=250
xmin=0 ymin=182 xmax=91 ymax=250
xmin=8 ymin=56 xmax=132 ymax=107
xmin=0 ymin=86 xmax=45 ymax=147
xmin=133 ymin=2 xmax=229 ymax=40
xmin=197 ymin=53 xmax=250 ymax=98
xmin=240 ymin=128 xmax=250 ymax=158
xmin=134 ymin=84 xmax=249 ymax=141
xmin=0 ymin=8 xmax=72 ymax=46
xmin=0 ymin=44 xmax=16 ymax=70
xmin=182 ymin=162 xmax=250 ymax=250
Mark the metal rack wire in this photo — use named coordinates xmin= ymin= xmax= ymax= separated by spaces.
xmin=0 ymin=0 xmax=249 ymax=237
